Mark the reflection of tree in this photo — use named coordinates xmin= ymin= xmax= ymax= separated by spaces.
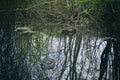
xmin=4 ymin=25 xmax=106 ymax=80
xmin=57 ymin=30 xmax=104 ymax=80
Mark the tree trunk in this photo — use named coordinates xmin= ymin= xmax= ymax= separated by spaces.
xmin=0 ymin=1 xmax=16 ymax=80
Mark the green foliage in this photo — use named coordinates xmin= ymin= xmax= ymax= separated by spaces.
xmin=73 ymin=0 xmax=88 ymax=5
xmin=1 ymin=0 xmax=120 ymax=79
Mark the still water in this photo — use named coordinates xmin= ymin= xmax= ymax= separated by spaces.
xmin=26 ymin=29 xmax=106 ymax=80
xmin=3 ymin=27 xmax=106 ymax=80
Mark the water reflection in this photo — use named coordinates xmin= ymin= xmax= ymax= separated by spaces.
xmin=25 ymin=29 xmax=106 ymax=80
xmin=10 ymin=27 xmax=106 ymax=80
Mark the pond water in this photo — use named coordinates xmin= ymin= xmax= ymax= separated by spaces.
xmin=26 ymin=28 xmax=106 ymax=80
xmin=3 ymin=27 xmax=106 ymax=80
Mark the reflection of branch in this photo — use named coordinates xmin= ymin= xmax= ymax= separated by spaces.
xmin=72 ymin=34 xmax=82 ymax=80
xmin=99 ymin=40 xmax=111 ymax=80
xmin=58 ymin=54 xmax=68 ymax=80
xmin=65 ymin=34 xmax=82 ymax=80
xmin=41 ymin=29 xmax=52 ymax=55
xmin=58 ymin=37 xmax=69 ymax=80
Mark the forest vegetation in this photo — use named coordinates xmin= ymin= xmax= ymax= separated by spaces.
xmin=0 ymin=0 xmax=120 ymax=80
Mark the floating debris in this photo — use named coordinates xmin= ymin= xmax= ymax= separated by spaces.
xmin=15 ymin=27 xmax=31 ymax=32
xmin=15 ymin=27 xmax=35 ymax=35
xmin=102 ymin=37 xmax=117 ymax=41
xmin=22 ymin=30 xmax=35 ymax=35
xmin=61 ymin=28 xmax=76 ymax=36
xmin=41 ymin=57 xmax=55 ymax=69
